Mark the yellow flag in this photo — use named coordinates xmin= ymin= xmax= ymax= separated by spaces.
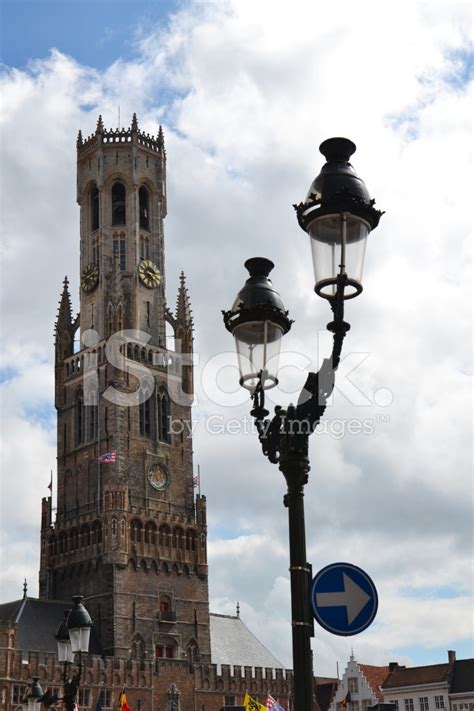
xmin=243 ymin=692 xmax=266 ymax=711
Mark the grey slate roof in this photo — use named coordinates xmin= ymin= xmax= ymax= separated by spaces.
xmin=1 ymin=598 xmax=283 ymax=668
xmin=210 ymin=613 xmax=285 ymax=669
xmin=0 ymin=597 xmax=103 ymax=656
xmin=451 ymin=659 xmax=474 ymax=693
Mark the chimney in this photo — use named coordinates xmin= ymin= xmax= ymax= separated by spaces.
xmin=448 ymin=650 xmax=456 ymax=665
xmin=389 ymin=662 xmax=399 ymax=672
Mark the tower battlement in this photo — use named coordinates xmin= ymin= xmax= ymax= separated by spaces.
xmin=77 ymin=114 xmax=166 ymax=157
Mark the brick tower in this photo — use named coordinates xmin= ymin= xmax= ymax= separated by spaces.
xmin=38 ymin=115 xmax=210 ymax=665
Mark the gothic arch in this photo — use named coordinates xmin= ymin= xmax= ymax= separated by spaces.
xmin=75 ymin=388 xmax=85 ymax=445
xmin=128 ymin=557 xmax=138 ymax=570
xmin=131 ymin=633 xmax=146 ymax=660
xmin=139 ymin=185 xmax=150 ymax=230
xmin=91 ymin=184 xmax=100 ymax=232
xmin=111 ymin=181 xmax=126 ymax=225
xmin=158 ymin=524 xmax=170 ymax=547
xmin=157 ymin=386 xmax=171 ymax=443
xmin=144 ymin=521 xmax=157 ymax=544
xmin=130 ymin=519 xmax=143 ymax=543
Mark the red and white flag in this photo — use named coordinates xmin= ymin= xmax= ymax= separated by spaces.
xmin=98 ymin=452 xmax=116 ymax=463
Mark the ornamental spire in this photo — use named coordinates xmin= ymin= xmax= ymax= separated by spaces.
xmin=55 ymin=277 xmax=73 ymax=333
xmin=76 ymin=129 xmax=83 ymax=147
xmin=96 ymin=114 xmax=104 ymax=134
xmin=131 ymin=112 xmax=138 ymax=131
xmin=158 ymin=124 xmax=166 ymax=154
xmin=175 ymin=271 xmax=193 ymax=327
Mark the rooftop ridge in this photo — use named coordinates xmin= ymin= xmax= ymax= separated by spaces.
xmin=389 ymin=662 xmax=450 ymax=671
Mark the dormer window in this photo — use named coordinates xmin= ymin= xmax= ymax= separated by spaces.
xmin=112 ymin=182 xmax=126 ymax=225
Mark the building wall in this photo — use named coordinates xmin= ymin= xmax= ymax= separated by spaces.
xmin=0 ymin=641 xmax=293 ymax=711
xmin=382 ymin=683 xmax=450 ymax=711
xmin=329 ymin=658 xmax=383 ymax=711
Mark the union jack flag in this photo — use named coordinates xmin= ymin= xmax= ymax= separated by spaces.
xmin=266 ymin=695 xmax=284 ymax=710
xmin=193 ymin=473 xmax=200 ymax=488
xmin=98 ymin=452 xmax=116 ymax=463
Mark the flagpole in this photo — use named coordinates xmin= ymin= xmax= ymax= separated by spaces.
xmin=198 ymin=463 xmax=201 ymax=497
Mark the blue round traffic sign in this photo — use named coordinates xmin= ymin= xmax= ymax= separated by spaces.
xmin=310 ymin=562 xmax=378 ymax=636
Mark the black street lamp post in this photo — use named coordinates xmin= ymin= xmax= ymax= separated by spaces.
xmin=223 ymin=138 xmax=383 ymax=710
xmin=48 ymin=596 xmax=93 ymax=711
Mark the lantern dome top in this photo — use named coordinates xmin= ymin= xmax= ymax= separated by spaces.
xmin=294 ymin=137 xmax=383 ymax=233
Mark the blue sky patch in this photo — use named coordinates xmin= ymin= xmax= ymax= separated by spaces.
xmin=0 ymin=367 xmax=18 ymax=383
xmin=0 ymin=0 xmax=180 ymax=70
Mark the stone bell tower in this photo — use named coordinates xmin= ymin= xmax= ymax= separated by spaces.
xmin=39 ymin=115 xmax=210 ymax=666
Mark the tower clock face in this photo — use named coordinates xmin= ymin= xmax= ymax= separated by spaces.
xmin=138 ymin=260 xmax=161 ymax=289
xmin=81 ymin=263 xmax=99 ymax=292
xmin=147 ymin=463 xmax=169 ymax=491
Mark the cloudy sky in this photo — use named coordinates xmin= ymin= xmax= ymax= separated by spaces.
xmin=0 ymin=0 xmax=472 ymax=677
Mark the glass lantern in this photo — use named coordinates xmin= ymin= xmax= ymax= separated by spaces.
xmin=67 ymin=596 xmax=92 ymax=654
xmin=223 ymin=257 xmax=292 ymax=393
xmin=55 ymin=610 xmax=73 ymax=663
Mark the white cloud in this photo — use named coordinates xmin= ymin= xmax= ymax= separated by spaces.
xmin=0 ymin=0 xmax=472 ymax=677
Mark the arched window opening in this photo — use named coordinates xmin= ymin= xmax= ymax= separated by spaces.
xmin=186 ymin=530 xmax=196 ymax=551
xmin=76 ymin=390 xmax=85 ymax=445
xmin=112 ymin=182 xmax=126 ymax=225
xmin=92 ymin=521 xmax=102 ymax=545
xmin=91 ymin=186 xmax=99 ymax=231
xmin=157 ymin=391 xmax=171 ymax=443
xmin=88 ymin=403 xmax=98 ymax=442
xmin=159 ymin=525 xmax=170 ymax=547
xmin=172 ymin=528 xmax=181 ymax=549
xmin=139 ymin=393 xmax=152 ymax=438
xmin=131 ymin=636 xmax=145 ymax=660
xmin=116 ymin=304 xmax=123 ymax=333
xmin=107 ymin=305 xmax=114 ymax=338
xmin=111 ymin=518 xmax=117 ymax=535
xmin=81 ymin=525 xmax=91 ymax=547
xmin=130 ymin=519 xmax=142 ymax=543
xmin=139 ymin=186 xmax=150 ymax=230
xmin=187 ymin=641 xmax=199 ymax=672
xmin=145 ymin=522 xmax=156 ymax=545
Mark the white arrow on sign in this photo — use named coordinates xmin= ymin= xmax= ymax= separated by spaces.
xmin=316 ymin=572 xmax=371 ymax=625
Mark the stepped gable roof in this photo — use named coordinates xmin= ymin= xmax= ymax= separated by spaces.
xmin=0 ymin=597 xmax=104 ymax=657
xmin=451 ymin=659 xmax=474 ymax=693
xmin=358 ymin=664 xmax=391 ymax=701
xmin=210 ymin=612 xmax=284 ymax=669
xmin=382 ymin=663 xmax=450 ymax=689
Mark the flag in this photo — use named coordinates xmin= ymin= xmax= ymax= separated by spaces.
xmin=118 ymin=690 xmax=132 ymax=711
xmin=47 ymin=472 xmax=52 ymax=491
xmin=244 ymin=693 xmax=266 ymax=711
xmin=98 ymin=452 xmax=116 ymax=463
xmin=95 ymin=688 xmax=105 ymax=711
xmin=193 ymin=473 xmax=200 ymax=488
xmin=266 ymin=695 xmax=285 ymax=710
